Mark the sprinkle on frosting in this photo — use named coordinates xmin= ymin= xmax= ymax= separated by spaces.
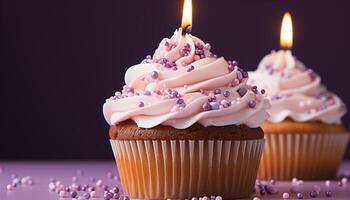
xmin=103 ymin=28 xmax=270 ymax=129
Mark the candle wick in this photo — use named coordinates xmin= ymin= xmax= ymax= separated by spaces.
xmin=182 ymin=24 xmax=192 ymax=35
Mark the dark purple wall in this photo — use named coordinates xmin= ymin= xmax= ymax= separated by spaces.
xmin=1 ymin=0 xmax=350 ymax=159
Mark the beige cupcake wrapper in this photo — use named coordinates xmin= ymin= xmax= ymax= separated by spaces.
xmin=258 ymin=132 xmax=349 ymax=180
xmin=110 ymin=139 xmax=264 ymax=200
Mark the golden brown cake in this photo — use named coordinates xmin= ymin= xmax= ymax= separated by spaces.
xmin=110 ymin=121 xmax=265 ymax=199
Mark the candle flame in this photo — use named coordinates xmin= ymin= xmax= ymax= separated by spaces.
xmin=181 ymin=0 xmax=192 ymax=33
xmin=280 ymin=12 xmax=293 ymax=49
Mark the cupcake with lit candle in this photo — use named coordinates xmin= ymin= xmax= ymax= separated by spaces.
xmin=249 ymin=13 xmax=348 ymax=180
xmin=103 ymin=1 xmax=270 ymax=199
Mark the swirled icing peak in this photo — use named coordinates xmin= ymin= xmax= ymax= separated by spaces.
xmin=103 ymin=29 xmax=270 ymax=129
xmin=249 ymin=50 xmax=347 ymax=124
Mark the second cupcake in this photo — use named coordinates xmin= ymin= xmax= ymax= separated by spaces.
xmin=249 ymin=49 xmax=348 ymax=180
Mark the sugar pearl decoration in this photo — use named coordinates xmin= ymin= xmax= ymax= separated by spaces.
xmin=6 ymin=184 xmax=14 ymax=191
xmin=237 ymin=87 xmax=247 ymax=97
xmin=209 ymin=102 xmax=220 ymax=110
xmin=282 ymin=192 xmax=290 ymax=199
xmin=296 ymin=192 xmax=304 ymax=199
xmin=248 ymin=100 xmax=256 ymax=108
xmin=309 ymin=190 xmax=318 ymax=198
xmin=138 ymin=101 xmax=144 ymax=107
xmin=202 ymin=102 xmax=211 ymax=111
xmin=151 ymin=71 xmax=159 ymax=79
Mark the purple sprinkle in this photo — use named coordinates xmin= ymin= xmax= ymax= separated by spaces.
xmin=242 ymin=71 xmax=248 ymax=78
xmin=102 ymin=184 xmax=109 ymax=191
xmin=237 ymin=87 xmax=247 ymax=97
xmin=252 ymin=86 xmax=258 ymax=94
xmin=151 ymin=71 xmax=159 ymax=79
xmin=104 ymin=191 xmax=113 ymax=200
xmin=261 ymin=89 xmax=266 ymax=94
xmin=260 ymin=189 xmax=266 ymax=195
xmin=143 ymin=91 xmax=151 ymax=96
xmin=309 ymin=190 xmax=318 ymax=198
xmin=125 ymin=87 xmax=134 ymax=93
xmin=170 ymin=91 xmax=178 ymax=98
xmin=325 ymin=191 xmax=332 ymax=197
xmin=214 ymin=88 xmax=221 ymax=94
xmin=76 ymin=184 xmax=82 ymax=191
xmin=338 ymin=181 xmax=343 ymax=187
xmin=297 ymin=192 xmax=304 ymax=199
xmin=83 ymin=192 xmax=91 ymax=199
xmin=248 ymin=100 xmax=256 ymax=108
xmin=223 ymin=91 xmax=230 ymax=97
xmin=81 ymin=186 xmax=87 ymax=191
xmin=210 ymin=102 xmax=220 ymax=110
xmin=228 ymin=60 xmax=238 ymax=71
xmin=236 ymin=71 xmax=243 ymax=80
xmin=70 ymin=191 xmax=77 ymax=198
xmin=202 ymin=102 xmax=212 ymax=111
xmin=176 ymin=98 xmax=184 ymax=104
xmin=138 ymin=102 xmax=144 ymax=107
xmin=112 ymin=187 xmax=119 ymax=193
xmin=88 ymin=187 xmax=95 ymax=192
xmin=187 ymin=65 xmax=195 ymax=72
xmin=208 ymin=96 xmax=216 ymax=102
xmin=159 ymin=58 xmax=168 ymax=64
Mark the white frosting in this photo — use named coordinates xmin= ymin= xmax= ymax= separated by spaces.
xmin=249 ymin=50 xmax=346 ymax=124
xmin=103 ymin=29 xmax=270 ymax=129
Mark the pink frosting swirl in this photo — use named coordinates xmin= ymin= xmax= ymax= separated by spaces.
xmin=249 ymin=50 xmax=346 ymax=124
xmin=103 ymin=29 xmax=270 ymax=129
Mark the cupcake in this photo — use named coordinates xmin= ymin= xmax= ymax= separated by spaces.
xmin=103 ymin=29 xmax=270 ymax=199
xmin=249 ymin=50 xmax=348 ymax=180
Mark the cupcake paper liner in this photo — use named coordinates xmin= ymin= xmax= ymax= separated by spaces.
xmin=258 ymin=132 xmax=349 ymax=180
xmin=110 ymin=139 xmax=264 ymax=199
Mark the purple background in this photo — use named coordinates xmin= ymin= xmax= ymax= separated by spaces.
xmin=1 ymin=0 xmax=350 ymax=159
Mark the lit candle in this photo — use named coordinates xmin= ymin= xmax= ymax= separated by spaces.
xmin=181 ymin=0 xmax=192 ymax=35
xmin=273 ymin=12 xmax=294 ymax=69
xmin=280 ymin=12 xmax=293 ymax=49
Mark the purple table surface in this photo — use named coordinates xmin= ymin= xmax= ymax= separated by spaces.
xmin=0 ymin=161 xmax=350 ymax=200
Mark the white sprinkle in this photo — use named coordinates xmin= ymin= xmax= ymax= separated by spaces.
xmin=282 ymin=192 xmax=290 ymax=199
xmin=59 ymin=190 xmax=66 ymax=197
xmin=297 ymin=180 xmax=304 ymax=185
xmin=342 ymin=177 xmax=348 ymax=184
xmin=204 ymin=43 xmax=211 ymax=50
xmin=48 ymin=182 xmax=56 ymax=191
xmin=90 ymin=191 xmax=97 ymax=197
xmin=6 ymin=184 xmax=13 ymax=191
xmin=215 ymin=196 xmax=222 ymax=200
xmin=95 ymin=179 xmax=103 ymax=187
xmin=252 ymin=197 xmax=261 ymax=200
xmin=202 ymin=197 xmax=209 ymax=200
xmin=325 ymin=180 xmax=331 ymax=186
